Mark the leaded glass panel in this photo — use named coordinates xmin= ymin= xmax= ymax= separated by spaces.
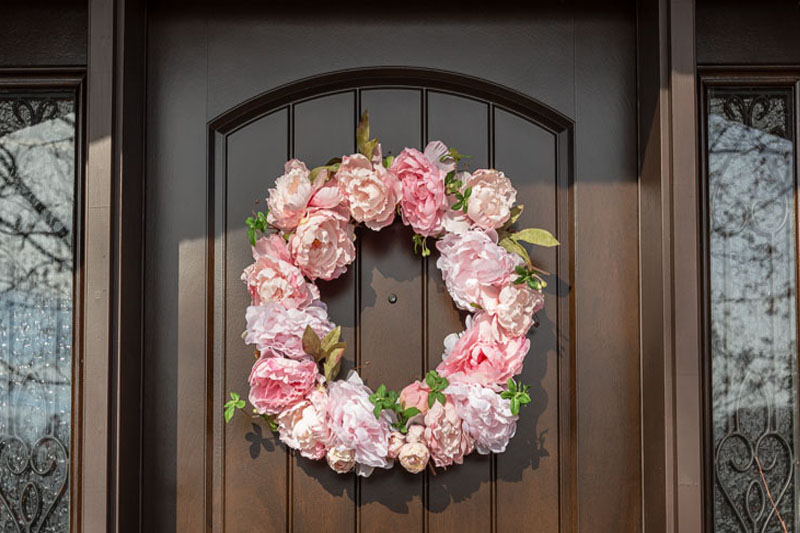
xmin=0 ymin=92 xmax=75 ymax=532
xmin=708 ymin=86 xmax=798 ymax=532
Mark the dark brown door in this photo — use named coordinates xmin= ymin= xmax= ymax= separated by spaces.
xmin=142 ymin=2 xmax=640 ymax=531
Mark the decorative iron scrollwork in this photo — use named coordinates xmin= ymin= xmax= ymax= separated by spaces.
xmin=0 ymin=93 xmax=75 ymax=533
xmin=707 ymin=86 xmax=798 ymax=532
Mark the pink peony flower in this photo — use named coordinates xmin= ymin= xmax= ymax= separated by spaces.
xmin=423 ymin=400 xmax=473 ymax=468
xmin=248 ymin=353 xmax=319 ymax=415
xmin=398 ymin=442 xmax=430 ymax=474
xmin=399 ymin=380 xmax=431 ymax=415
xmin=326 ymin=446 xmax=355 ymax=474
xmin=288 ymin=207 xmax=356 ymax=281
xmin=327 ymin=372 xmax=394 ymax=477
xmin=463 ymin=169 xmax=517 ymax=230
xmin=276 ymin=388 xmax=331 ymax=460
xmin=266 ymin=160 xmax=343 ymax=232
xmin=337 ymin=153 xmax=401 ymax=230
xmin=241 ymin=234 xmax=319 ymax=308
xmin=392 ymin=143 xmax=449 ymax=236
xmin=487 ymin=284 xmax=544 ymax=338
xmin=435 ymin=230 xmax=520 ymax=311
xmin=446 ymin=380 xmax=518 ymax=454
xmin=266 ymin=159 xmax=314 ymax=231
xmin=387 ymin=431 xmax=406 ymax=460
xmin=244 ymin=301 xmax=334 ymax=359
xmin=436 ymin=312 xmax=530 ymax=387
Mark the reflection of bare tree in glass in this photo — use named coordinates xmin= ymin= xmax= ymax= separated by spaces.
xmin=708 ymin=90 xmax=798 ymax=532
xmin=0 ymin=96 xmax=74 ymax=533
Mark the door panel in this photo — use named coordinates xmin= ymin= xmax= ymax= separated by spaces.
xmin=144 ymin=3 xmax=639 ymax=531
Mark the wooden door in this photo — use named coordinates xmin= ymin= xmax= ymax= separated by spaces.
xmin=142 ymin=2 xmax=640 ymax=531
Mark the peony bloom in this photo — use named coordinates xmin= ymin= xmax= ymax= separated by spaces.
xmin=392 ymin=144 xmax=448 ymax=237
xmin=248 ymin=353 xmax=319 ymax=415
xmin=241 ymin=234 xmax=319 ymax=308
xmin=398 ymin=380 xmax=431 ymax=415
xmin=266 ymin=159 xmax=314 ymax=231
xmin=387 ymin=431 xmax=406 ymax=460
xmin=436 ymin=312 xmax=530 ymax=387
xmin=423 ymin=400 xmax=473 ymax=468
xmin=327 ymin=372 xmax=394 ymax=477
xmin=326 ymin=446 xmax=356 ymax=474
xmin=266 ymin=160 xmax=343 ymax=232
xmin=244 ymin=301 xmax=334 ymax=359
xmin=288 ymin=207 xmax=356 ymax=281
xmin=337 ymin=152 xmax=401 ymax=230
xmin=446 ymin=380 xmax=518 ymax=454
xmin=487 ymin=284 xmax=544 ymax=338
xmin=398 ymin=442 xmax=430 ymax=474
xmin=463 ymin=169 xmax=517 ymax=230
xmin=276 ymin=388 xmax=331 ymax=460
xmin=435 ymin=230 xmax=520 ymax=311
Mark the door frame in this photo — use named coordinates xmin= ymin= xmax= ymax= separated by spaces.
xmin=81 ymin=0 xmax=705 ymax=531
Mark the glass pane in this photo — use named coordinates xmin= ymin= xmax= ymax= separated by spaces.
xmin=708 ymin=87 xmax=798 ymax=532
xmin=0 ymin=93 xmax=75 ymax=532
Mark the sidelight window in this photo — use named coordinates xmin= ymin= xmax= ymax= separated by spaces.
xmin=0 ymin=88 xmax=78 ymax=532
xmin=704 ymin=80 xmax=800 ymax=532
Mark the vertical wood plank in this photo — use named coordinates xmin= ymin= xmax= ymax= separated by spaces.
xmin=493 ymin=109 xmax=560 ymax=533
xmin=424 ymin=91 xmax=492 ymax=533
xmin=292 ymin=92 xmax=358 ymax=532
xmin=575 ymin=7 xmax=641 ymax=532
xmin=224 ymin=110 xmax=289 ymax=532
xmin=357 ymin=88 xmax=426 ymax=531
xmin=84 ymin=3 xmax=114 ymax=529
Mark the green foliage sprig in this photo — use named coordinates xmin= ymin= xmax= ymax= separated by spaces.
xmin=425 ymin=370 xmax=449 ymax=408
xmin=513 ymin=265 xmax=547 ymax=292
xmin=356 ymin=110 xmax=379 ymax=161
xmin=245 ymin=210 xmax=270 ymax=246
xmin=224 ymin=392 xmax=246 ymax=423
xmin=368 ymin=384 xmax=421 ymax=434
xmin=412 ymin=234 xmax=431 ymax=257
xmin=500 ymin=379 xmax=532 ymax=416
xmin=450 ymin=186 xmax=472 ymax=213
xmin=302 ymin=325 xmax=346 ymax=383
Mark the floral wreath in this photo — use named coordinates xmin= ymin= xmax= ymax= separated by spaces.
xmin=225 ymin=111 xmax=559 ymax=477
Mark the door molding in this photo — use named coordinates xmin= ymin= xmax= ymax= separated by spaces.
xmin=206 ymin=66 xmax=577 ymax=531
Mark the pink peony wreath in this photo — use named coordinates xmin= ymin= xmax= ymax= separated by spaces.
xmin=225 ymin=111 xmax=559 ymax=477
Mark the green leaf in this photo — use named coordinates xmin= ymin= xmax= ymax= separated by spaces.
xmin=247 ymin=228 xmax=256 ymax=246
xmin=224 ymin=405 xmax=235 ymax=423
xmin=383 ymin=155 xmax=394 ymax=168
xmin=511 ymin=228 xmax=560 ymax=247
xmin=302 ymin=325 xmax=321 ymax=359
xmin=320 ymin=326 xmax=341 ymax=353
xmin=498 ymin=237 xmax=532 ymax=267
xmin=374 ymin=405 xmax=382 ymax=418
xmin=435 ymin=391 xmax=446 ymax=405
xmin=446 ymin=148 xmax=472 ymax=163
xmin=507 ymin=379 xmax=516 ymax=393
xmin=403 ymin=407 xmax=421 ymax=418
xmin=356 ymin=110 xmax=379 ymax=160
xmin=309 ymin=163 xmax=341 ymax=184
xmin=500 ymin=391 xmax=514 ymax=400
xmin=425 ymin=372 xmax=436 ymax=390
xmin=510 ymin=398 xmax=520 ymax=416
xmin=323 ymin=346 xmax=344 ymax=382
xmin=469 ymin=302 xmax=482 ymax=309
xmin=235 ymin=399 xmax=245 ymax=409
xmin=427 ymin=394 xmax=435 ymax=408
xmin=377 ymin=384 xmax=387 ymax=396
xmin=507 ymin=204 xmax=524 ymax=226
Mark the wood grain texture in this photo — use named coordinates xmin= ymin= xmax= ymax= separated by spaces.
xmin=143 ymin=3 xmax=641 ymax=532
